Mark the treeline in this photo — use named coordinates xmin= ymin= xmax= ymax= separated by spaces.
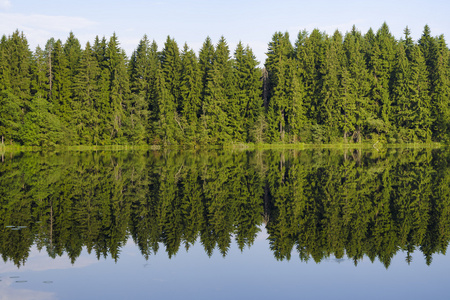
xmin=1 ymin=23 xmax=450 ymax=146
xmin=1 ymin=149 xmax=450 ymax=268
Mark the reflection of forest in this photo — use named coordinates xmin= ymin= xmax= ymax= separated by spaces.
xmin=1 ymin=149 xmax=450 ymax=269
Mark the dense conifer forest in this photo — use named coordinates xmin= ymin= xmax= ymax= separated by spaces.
xmin=1 ymin=23 xmax=449 ymax=147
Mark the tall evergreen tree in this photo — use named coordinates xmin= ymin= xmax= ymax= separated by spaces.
xmin=179 ymin=43 xmax=201 ymax=142
xmin=265 ymin=32 xmax=293 ymax=142
xmin=128 ymin=35 xmax=158 ymax=144
xmin=343 ymin=27 xmax=371 ymax=142
xmin=201 ymin=36 xmax=234 ymax=144
xmin=233 ymin=42 xmax=263 ymax=142
xmin=49 ymin=39 xmax=72 ymax=141
xmin=154 ymin=63 xmax=177 ymax=145
xmin=105 ymin=33 xmax=130 ymax=144
xmin=295 ymin=29 xmax=326 ymax=123
xmin=161 ymin=36 xmax=182 ymax=113
xmin=198 ymin=37 xmax=215 ymax=111
xmin=320 ymin=31 xmax=346 ymax=140
xmin=72 ymin=42 xmax=101 ymax=144
xmin=365 ymin=23 xmax=397 ymax=139
xmin=430 ymin=35 xmax=450 ymax=141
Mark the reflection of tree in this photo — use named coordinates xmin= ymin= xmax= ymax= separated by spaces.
xmin=1 ymin=149 xmax=450 ymax=269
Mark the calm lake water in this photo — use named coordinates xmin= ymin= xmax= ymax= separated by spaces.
xmin=1 ymin=148 xmax=450 ymax=299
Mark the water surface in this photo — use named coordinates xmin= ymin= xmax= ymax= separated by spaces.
xmin=1 ymin=148 xmax=450 ymax=299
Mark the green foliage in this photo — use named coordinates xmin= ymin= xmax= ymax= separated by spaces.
xmin=1 ymin=24 xmax=450 ymax=146
xmin=0 ymin=149 xmax=449 ymax=268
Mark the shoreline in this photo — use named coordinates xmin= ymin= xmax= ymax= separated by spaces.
xmin=0 ymin=142 xmax=444 ymax=153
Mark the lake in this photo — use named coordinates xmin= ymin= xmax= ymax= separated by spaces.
xmin=1 ymin=148 xmax=450 ymax=299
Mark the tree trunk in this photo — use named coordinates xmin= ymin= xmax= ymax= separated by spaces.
xmin=48 ymin=50 xmax=53 ymax=100
xmin=263 ymin=182 xmax=270 ymax=225
xmin=262 ymin=68 xmax=269 ymax=109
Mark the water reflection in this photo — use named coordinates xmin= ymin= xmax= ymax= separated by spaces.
xmin=1 ymin=148 xmax=449 ymax=269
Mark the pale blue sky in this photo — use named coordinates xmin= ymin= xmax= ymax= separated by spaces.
xmin=1 ymin=0 xmax=449 ymax=64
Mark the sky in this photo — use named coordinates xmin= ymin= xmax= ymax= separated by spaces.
xmin=1 ymin=0 xmax=449 ymax=64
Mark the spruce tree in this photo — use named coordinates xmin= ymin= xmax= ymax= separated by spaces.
xmin=409 ymin=45 xmax=432 ymax=141
xmin=128 ymin=35 xmax=157 ymax=144
xmin=365 ymin=23 xmax=397 ymax=140
xmin=265 ymin=32 xmax=293 ymax=142
xmin=49 ymin=39 xmax=72 ymax=141
xmin=391 ymin=44 xmax=411 ymax=140
xmin=430 ymin=36 xmax=450 ymax=141
xmin=73 ymin=42 xmax=101 ymax=144
xmin=92 ymin=36 xmax=111 ymax=144
xmin=161 ymin=36 xmax=182 ymax=113
xmin=0 ymin=35 xmax=11 ymax=92
xmin=320 ymin=31 xmax=346 ymax=141
xmin=198 ymin=37 xmax=215 ymax=111
xmin=105 ymin=33 xmax=130 ymax=144
xmin=343 ymin=27 xmax=371 ymax=142
xmin=155 ymin=63 xmax=177 ymax=145
xmin=202 ymin=36 xmax=234 ymax=144
xmin=233 ymin=42 xmax=262 ymax=142
xmin=180 ymin=43 xmax=201 ymax=142
xmin=295 ymin=29 xmax=326 ymax=123
xmin=3 ymin=30 xmax=32 ymax=107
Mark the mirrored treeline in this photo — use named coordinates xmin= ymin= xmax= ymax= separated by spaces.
xmin=1 ymin=149 xmax=450 ymax=269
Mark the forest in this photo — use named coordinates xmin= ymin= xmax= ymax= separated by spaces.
xmin=1 ymin=148 xmax=450 ymax=268
xmin=0 ymin=23 xmax=450 ymax=147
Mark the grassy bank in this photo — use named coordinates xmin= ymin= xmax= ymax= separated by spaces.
xmin=1 ymin=141 xmax=445 ymax=153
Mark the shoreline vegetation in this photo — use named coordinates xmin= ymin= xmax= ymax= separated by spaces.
xmin=0 ymin=142 xmax=444 ymax=153
xmin=1 ymin=22 xmax=450 ymax=148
